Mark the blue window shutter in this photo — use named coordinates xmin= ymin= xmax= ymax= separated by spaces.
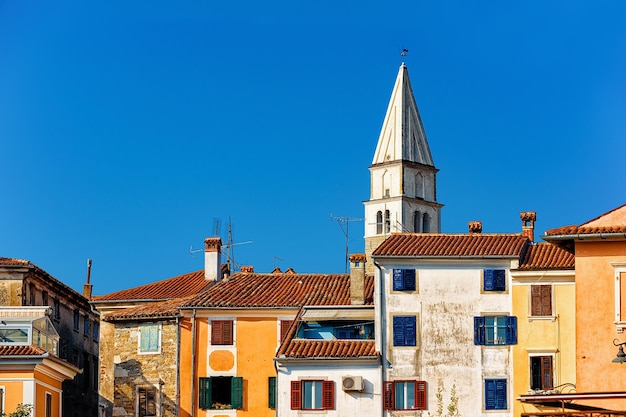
xmin=393 ymin=316 xmax=405 ymax=346
xmin=505 ymin=316 xmax=517 ymax=345
xmin=231 ymin=376 xmax=243 ymax=409
xmin=199 ymin=377 xmax=212 ymax=409
xmin=495 ymin=379 xmax=507 ymax=409
xmin=484 ymin=270 xmax=495 ymax=291
xmin=474 ymin=316 xmax=485 ymax=345
xmin=393 ymin=270 xmax=404 ymax=290
xmin=405 ymin=316 xmax=416 ymax=346
xmin=494 ymin=270 xmax=506 ymax=291
xmin=485 ymin=379 xmax=496 ymax=409
xmin=404 ymin=269 xmax=416 ymax=290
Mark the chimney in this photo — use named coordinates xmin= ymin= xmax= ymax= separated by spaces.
xmin=520 ymin=211 xmax=537 ymax=242
xmin=83 ymin=258 xmax=93 ymax=299
xmin=349 ymin=253 xmax=366 ymax=305
xmin=240 ymin=265 xmax=254 ymax=273
xmin=204 ymin=237 xmax=222 ymax=281
xmin=468 ymin=221 xmax=482 ymax=235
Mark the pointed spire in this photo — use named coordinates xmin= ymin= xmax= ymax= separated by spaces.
xmin=372 ymin=63 xmax=434 ymax=167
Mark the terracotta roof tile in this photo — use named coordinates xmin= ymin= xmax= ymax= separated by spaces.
xmin=103 ymin=294 xmax=199 ymax=321
xmin=372 ymin=233 xmax=528 ymax=257
xmin=545 ymin=225 xmax=626 ymax=236
xmin=518 ymin=243 xmax=574 ymax=270
xmin=93 ymin=270 xmax=211 ymax=302
xmin=279 ymin=340 xmax=377 ymax=359
xmin=183 ymin=273 xmax=374 ymax=308
xmin=0 ymin=344 xmax=47 ymax=356
xmin=0 ymin=257 xmax=31 ymax=266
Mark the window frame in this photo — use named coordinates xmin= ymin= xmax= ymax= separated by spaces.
xmin=290 ymin=380 xmax=334 ymax=410
xmin=136 ymin=384 xmax=159 ymax=417
xmin=474 ymin=315 xmax=517 ymax=346
xmin=393 ymin=315 xmax=417 ymax=347
xmin=268 ymin=376 xmax=276 ymax=409
xmin=484 ymin=269 xmax=506 ymax=292
xmin=392 ymin=269 xmax=416 ymax=291
xmin=45 ymin=392 xmax=52 ymax=417
xmin=530 ymin=285 xmax=552 ymax=317
xmin=138 ymin=324 xmax=161 ymax=354
xmin=484 ymin=378 xmax=507 ymax=410
xmin=73 ymin=310 xmax=80 ymax=332
xmin=198 ymin=376 xmax=243 ymax=410
xmin=211 ymin=320 xmax=234 ymax=345
xmin=383 ymin=380 xmax=427 ymax=410
xmin=530 ymin=355 xmax=553 ymax=391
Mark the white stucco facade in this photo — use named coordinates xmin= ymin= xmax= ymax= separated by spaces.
xmin=374 ymin=258 xmax=518 ymax=417
xmin=275 ymin=360 xmax=381 ymax=417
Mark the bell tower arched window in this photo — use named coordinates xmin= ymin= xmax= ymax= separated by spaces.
xmin=422 ymin=213 xmax=431 ymax=233
xmin=376 ymin=211 xmax=383 ymax=234
xmin=385 ymin=210 xmax=391 ymax=233
xmin=413 ymin=211 xmax=421 ymax=232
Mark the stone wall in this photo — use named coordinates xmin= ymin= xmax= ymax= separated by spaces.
xmin=110 ymin=319 xmax=178 ymax=417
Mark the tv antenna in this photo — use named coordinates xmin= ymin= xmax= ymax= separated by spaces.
xmin=273 ymin=256 xmax=283 ymax=269
xmin=189 ymin=217 xmax=252 ymax=273
xmin=330 ymin=214 xmax=363 ymax=273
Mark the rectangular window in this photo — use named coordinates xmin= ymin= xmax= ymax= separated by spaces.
xmin=0 ymin=327 xmax=29 ymax=344
xmin=268 ymin=376 xmax=276 ymax=409
xmin=280 ymin=320 xmax=293 ymax=342
xmin=290 ymin=380 xmax=334 ymax=410
xmin=29 ymin=284 xmax=35 ymax=305
xmin=73 ymin=310 xmax=80 ymax=331
xmin=530 ymin=356 xmax=553 ymax=390
xmin=84 ymin=317 xmax=90 ymax=336
xmin=393 ymin=316 xmax=416 ymax=346
xmin=474 ymin=316 xmax=517 ymax=345
xmin=53 ymin=299 xmax=60 ymax=321
xmin=531 ymin=285 xmax=552 ymax=316
xmin=45 ymin=393 xmax=52 ymax=417
xmin=137 ymin=386 xmax=157 ymax=417
xmin=198 ymin=376 xmax=243 ymax=410
xmin=42 ymin=291 xmax=48 ymax=306
xmin=484 ymin=269 xmax=506 ymax=291
xmin=393 ymin=269 xmax=416 ymax=291
xmin=139 ymin=324 xmax=160 ymax=354
xmin=383 ymin=381 xmax=427 ymax=410
xmin=93 ymin=321 xmax=99 ymax=342
xmin=211 ymin=320 xmax=233 ymax=345
xmin=485 ymin=379 xmax=507 ymax=410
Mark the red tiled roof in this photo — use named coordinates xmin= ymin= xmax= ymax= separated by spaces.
xmin=279 ymin=340 xmax=377 ymax=359
xmin=183 ymin=273 xmax=374 ymax=308
xmin=372 ymin=233 xmax=529 ymax=257
xmin=518 ymin=243 xmax=574 ymax=270
xmin=103 ymin=294 xmax=199 ymax=321
xmin=93 ymin=270 xmax=211 ymax=302
xmin=545 ymin=225 xmax=626 ymax=236
xmin=0 ymin=344 xmax=47 ymax=356
xmin=0 ymin=257 xmax=30 ymax=266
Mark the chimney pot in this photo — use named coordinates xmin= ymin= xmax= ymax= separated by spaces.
xmin=468 ymin=221 xmax=482 ymax=235
xmin=349 ymin=253 xmax=366 ymax=305
xmin=520 ymin=211 xmax=537 ymax=242
xmin=240 ymin=265 xmax=254 ymax=273
xmin=204 ymin=237 xmax=222 ymax=281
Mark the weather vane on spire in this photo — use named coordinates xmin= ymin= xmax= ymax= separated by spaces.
xmin=401 ymin=48 xmax=409 ymax=57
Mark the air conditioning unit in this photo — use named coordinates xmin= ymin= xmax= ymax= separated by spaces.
xmin=342 ymin=375 xmax=364 ymax=391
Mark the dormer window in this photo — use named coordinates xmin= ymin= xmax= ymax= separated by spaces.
xmin=0 ymin=308 xmax=60 ymax=355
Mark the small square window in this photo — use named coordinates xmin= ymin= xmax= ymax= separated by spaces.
xmin=531 ymin=285 xmax=552 ymax=316
xmin=484 ymin=269 xmax=506 ymax=291
xmin=139 ymin=324 xmax=160 ymax=354
xmin=211 ymin=320 xmax=233 ymax=345
xmin=290 ymin=380 xmax=334 ymax=410
xmin=383 ymin=380 xmax=427 ymax=410
xmin=392 ymin=269 xmax=416 ymax=291
xmin=474 ymin=316 xmax=517 ymax=345
xmin=485 ymin=379 xmax=507 ymax=410
xmin=393 ymin=316 xmax=416 ymax=346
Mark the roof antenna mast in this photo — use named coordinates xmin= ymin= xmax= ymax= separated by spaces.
xmin=330 ymin=214 xmax=363 ymax=273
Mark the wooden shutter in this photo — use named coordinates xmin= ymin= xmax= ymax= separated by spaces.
xmin=415 ymin=381 xmax=427 ymax=410
xmin=494 ymin=270 xmax=506 ymax=291
xmin=474 ymin=316 xmax=485 ymax=345
xmin=322 ymin=380 xmax=335 ymax=409
xmin=383 ymin=382 xmax=394 ymax=410
xmin=393 ymin=316 xmax=405 ymax=346
xmin=531 ymin=285 xmax=552 ymax=316
xmin=268 ymin=377 xmax=276 ymax=409
xmin=231 ymin=377 xmax=243 ymax=409
xmin=280 ymin=320 xmax=293 ymax=342
xmin=541 ymin=356 xmax=553 ymax=389
xmin=484 ymin=270 xmax=495 ymax=291
xmin=393 ymin=270 xmax=404 ymax=290
xmin=223 ymin=320 xmax=233 ymax=345
xmin=405 ymin=316 xmax=416 ymax=346
xmin=290 ymin=381 xmax=302 ymax=410
xmin=404 ymin=269 xmax=416 ymax=290
xmin=495 ymin=379 xmax=507 ymax=409
xmin=199 ymin=377 xmax=211 ymax=409
xmin=485 ymin=379 xmax=496 ymax=410
xmin=211 ymin=321 xmax=223 ymax=345
xmin=505 ymin=316 xmax=517 ymax=345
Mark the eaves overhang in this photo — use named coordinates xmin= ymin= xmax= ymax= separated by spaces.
xmin=518 ymin=391 xmax=626 ymax=403
xmin=274 ymin=355 xmax=380 ymax=366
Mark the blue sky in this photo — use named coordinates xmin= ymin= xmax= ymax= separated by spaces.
xmin=1 ymin=1 xmax=625 ymax=295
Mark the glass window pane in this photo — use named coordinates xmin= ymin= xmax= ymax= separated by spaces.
xmin=314 ymin=381 xmax=322 ymax=409
xmin=395 ymin=382 xmax=405 ymax=409
xmin=406 ymin=381 xmax=415 ymax=408
xmin=303 ymin=381 xmax=313 ymax=409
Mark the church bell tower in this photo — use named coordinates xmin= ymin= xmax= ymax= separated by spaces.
xmin=364 ymin=63 xmax=443 ymax=269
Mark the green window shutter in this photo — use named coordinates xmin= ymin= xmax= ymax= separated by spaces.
xmin=268 ymin=376 xmax=276 ymax=409
xmin=199 ymin=377 xmax=212 ymax=409
xmin=231 ymin=376 xmax=243 ymax=409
